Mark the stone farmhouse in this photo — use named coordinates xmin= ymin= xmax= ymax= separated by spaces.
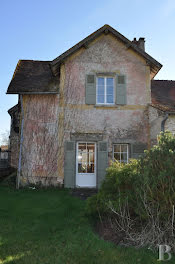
xmin=7 ymin=24 xmax=175 ymax=188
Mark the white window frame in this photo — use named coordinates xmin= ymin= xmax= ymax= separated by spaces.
xmin=113 ymin=144 xmax=129 ymax=164
xmin=96 ymin=76 xmax=115 ymax=105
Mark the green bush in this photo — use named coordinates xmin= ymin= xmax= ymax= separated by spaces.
xmin=86 ymin=159 xmax=138 ymax=217
xmin=87 ymin=132 xmax=175 ymax=221
xmin=136 ymin=131 xmax=175 ymax=220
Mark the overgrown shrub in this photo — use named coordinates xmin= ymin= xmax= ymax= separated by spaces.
xmin=86 ymin=159 xmax=138 ymax=217
xmin=87 ymin=132 xmax=175 ymax=250
xmin=136 ymin=132 xmax=175 ymax=221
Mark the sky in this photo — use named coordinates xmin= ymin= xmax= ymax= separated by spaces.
xmin=0 ymin=0 xmax=175 ymax=141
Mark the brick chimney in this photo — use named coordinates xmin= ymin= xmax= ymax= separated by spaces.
xmin=132 ymin=37 xmax=145 ymax=51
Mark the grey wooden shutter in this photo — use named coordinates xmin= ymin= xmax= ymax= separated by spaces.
xmin=85 ymin=74 xmax=96 ymax=105
xmin=131 ymin=143 xmax=147 ymax=159
xmin=97 ymin=141 xmax=108 ymax=188
xmin=64 ymin=141 xmax=76 ymax=188
xmin=116 ymin=75 xmax=126 ymax=105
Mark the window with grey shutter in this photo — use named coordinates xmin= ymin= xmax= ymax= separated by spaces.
xmin=85 ymin=74 xmax=96 ymax=105
xmin=97 ymin=141 xmax=108 ymax=188
xmin=64 ymin=141 xmax=76 ymax=188
xmin=116 ymin=75 xmax=126 ymax=105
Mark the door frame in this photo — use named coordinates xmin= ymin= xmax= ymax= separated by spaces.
xmin=76 ymin=142 xmax=97 ymax=188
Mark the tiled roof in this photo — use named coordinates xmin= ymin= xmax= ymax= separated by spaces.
xmin=7 ymin=60 xmax=59 ymax=94
xmin=151 ymin=80 xmax=175 ymax=111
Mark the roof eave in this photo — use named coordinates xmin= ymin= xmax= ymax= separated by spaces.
xmin=6 ymin=91 xmax=59 ymax=95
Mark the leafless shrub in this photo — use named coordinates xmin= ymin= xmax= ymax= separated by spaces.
xmin=107 ymin=196 xmax=175 ymax=252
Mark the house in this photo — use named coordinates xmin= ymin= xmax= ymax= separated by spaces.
xmin=0 ymin=145 xmax=9 ymax=169
xmin=6 ymin=24 xmax=175 ymax=188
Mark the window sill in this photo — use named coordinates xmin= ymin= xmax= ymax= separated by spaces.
xmin=94 ymin=104 xmax=118 ymax=109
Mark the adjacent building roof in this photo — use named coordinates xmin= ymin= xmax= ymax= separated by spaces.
xmin=8 ymin=104 xmax=19 ymax=116
xmin=151 ymin=80 xmax=175 ymax=112
xmin=7 ymin=60 xmax=59 ymax=94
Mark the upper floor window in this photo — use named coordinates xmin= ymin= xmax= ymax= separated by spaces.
xmin=96 ymin=77 xmax=114 ymax=105
xmin=85 ymin=74 xmax=126 ymax=106
xmin=113 ymin=144 xmax=129 ymax=163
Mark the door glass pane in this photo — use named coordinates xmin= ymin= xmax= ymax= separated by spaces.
xmin=89 ymin=153 xmax=94 ymax=163
xmin=78 ymin=153 xmax=82 ymax=162
xmin=78 ymin=163 xmax=86 ymax=173
xmin=78 ymin=143 xmax=95 ymax=174
xmin=87 ymin=163 xmax=94 ymax=173
xmin=82 ymin=152 xmax=87 ymax=163
xmin=87 ymin=144 xmax=94 ymax=164
xmin=79 ymin=144 xmax=86 ymax=151
xmin=87 ymin=143 xmax=95 ymax=150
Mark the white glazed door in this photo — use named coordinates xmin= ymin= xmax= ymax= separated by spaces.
xmin=76 ymin=142 xmax=96 ymax=187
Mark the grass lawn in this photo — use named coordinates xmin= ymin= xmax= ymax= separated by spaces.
xmin=0 ymin=186 xmax=174 ymax=264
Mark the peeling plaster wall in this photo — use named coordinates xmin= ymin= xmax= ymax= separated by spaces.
xmin=20 ymin=94 xmax=62 ymax=186
xmin=19 ymin=34 xmax=154 ymax=187
xmin=63 ymin=33 xmax=151 ymax=153
xmin=149 ymin=106 xmax=162 ymax=146
xmin=149 ymin=105 xmax=175 ymax=146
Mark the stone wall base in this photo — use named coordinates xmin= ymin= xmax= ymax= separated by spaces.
xmin=20 ymin=176 xmax=63 ymax=188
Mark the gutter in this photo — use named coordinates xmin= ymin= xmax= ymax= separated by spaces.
xmin=16 ymin=95 xmax=24 ymax=189
xmin=161 ymin=112 xmax=169 ymax=132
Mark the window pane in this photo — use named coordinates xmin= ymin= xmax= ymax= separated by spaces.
xmin=107 ymin=78 xmax=113 ymax=86
xmin=107 ymin=86 xmax=113 ymax=95
xmin=114 ymin=152 xmax=120 ymax=161
xmin=107 ymin=95 xmax=114 ymax=104
xmin=121 ymin=153 xmax=127 ymax=161
xmin=98 ymin=78 xmax=104 ymax=86
xmin=114 ymin=145 xmax=120 ymax=152
xmin=97 ymin=86 xmax=104 ymax=95
xmin=78 ymin=163 xmax=87 ymax=173
xmin=97 ymin=95 xmax=104 ymax=103
xmin=121 ymin=144 xmax=127 ymax=152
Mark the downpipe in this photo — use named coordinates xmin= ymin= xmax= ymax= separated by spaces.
xmin=161 ymin=112 xmax=169 ymax=132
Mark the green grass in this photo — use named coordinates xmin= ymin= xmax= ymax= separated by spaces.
xmin=0 ymin=186 xmax=174 ymax=264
